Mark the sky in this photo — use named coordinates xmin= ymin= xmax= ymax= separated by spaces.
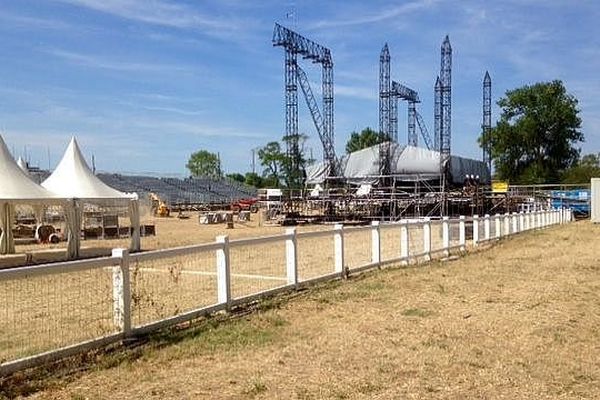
xmin=0 ymin=0 xmax=598 ymax=176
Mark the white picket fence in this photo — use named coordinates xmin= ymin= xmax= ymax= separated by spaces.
xmin=0 ymin=208 xmax=573 ymax=375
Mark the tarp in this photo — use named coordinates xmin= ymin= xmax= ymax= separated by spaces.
xmin=42 ymin=137 xmax=136 ymax=202
xmin=306 ymin=142 xmax=490 ymax=185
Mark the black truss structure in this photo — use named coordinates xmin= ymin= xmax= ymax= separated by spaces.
xmin=415 ymin=111 xmax=433 ymax=150
xmin=273 ymin=23 xmax=336 ymax=179
xmin=439 ymin=36 xmax=452 ymax=165
xmin=434 ymin=76 xmax=441 ymax=152
xmin=379 ymin=44 xmax=392 ymax=177
xmin=482 ymin=71 xmax=492 ymax=172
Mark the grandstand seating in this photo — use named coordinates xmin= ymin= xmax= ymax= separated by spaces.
xmin=26 ymin=167 xmax=256 ymax=205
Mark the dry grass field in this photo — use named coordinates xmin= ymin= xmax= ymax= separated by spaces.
xmin=1 ymin=212 xmax=332 ymax=268
xmin=3 ymin=220 xmax=599 ymax=399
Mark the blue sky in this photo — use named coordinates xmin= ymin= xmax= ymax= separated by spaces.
xmin=0 ymin=0 xmax=598 ymax=176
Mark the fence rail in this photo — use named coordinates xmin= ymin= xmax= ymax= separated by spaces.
xmin=0 ymin=208 xmax=574 ymax=375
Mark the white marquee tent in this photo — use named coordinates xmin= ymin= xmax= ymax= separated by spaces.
xmin=42 ymin=137 xmax=140 ymax=258
xmin=0 ymin=135 xmax=61 ymax=254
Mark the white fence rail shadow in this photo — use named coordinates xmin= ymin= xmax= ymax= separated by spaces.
xmin=0 ymin=208 xmax=573 ymax=375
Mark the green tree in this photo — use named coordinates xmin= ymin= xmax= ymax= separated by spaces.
xmin=257 ymin=141 xmax=285 ymax=183
xmin=561 ymin=153 xmax=600 ymax=183
xmin=346 ymin=127 xmax=386 ymax=153
xmin=244 ymin=172 xmax=264 ymax=188
xmin=281 ymin=133 xmax=312 ymax=188
xmin=186 ymin=150 xmax=222 ymax=178
xmin=257 ymin=134 xmax=313 ymax=188
xmin=226 ymin=173 xmax=245 ymax=183
xmin=480 ymin=80 xmax=583 ymax=184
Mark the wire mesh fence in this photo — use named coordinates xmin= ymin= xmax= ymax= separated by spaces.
xmin=380 ymin=224 xmax=401 ymax=262
xmin=129 ymin=249 xmax=217 ymax=327
xmin=0 ymin=209 xmax=570 ymax=374
xmin=229 ymin=239 xmax=287 ymax=299
xmin=343 ymin=226 xmax=372 ymax=269
xmin=296 ymin=233 xmax=335 ymax=280
xmin=0 ymin=262 xmax=117 ymax=364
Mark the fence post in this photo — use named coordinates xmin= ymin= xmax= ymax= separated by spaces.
xmin=216 ymin=235 xmax=231 ymax=309
xmin=442 ymin=216 xmax=450 ymax=257
xmin=459 ymin=216 xmax=466 ymax=251
xmin=423 ymin=218 xmax=431 ymax=261
xmin=334 ymin=224 xmax=345 ymax=277
xmin=519 ymin=211 xmax=524 ymax=232
xmin=112 ymin=248 xmax=131 ymax=336
xmin=534 ymin=210 xmax=540 ymax=229
xmin=504 ymin=213 xmax=510 ymax=236
xmin=286 ymin=228 xmax=298 ymax=286
xmin=371 ymin=221 xmax=381 ymax=266
xmin=472 ymin=215 xmax=479 ymax=246
xmin=512 ymin=212 xmax=518 ymax=234
xmin=400 ymin=219 xmax=409 ymax=265
xmin=495 ymin=214 xmax=501 ymax=239
xmin=484 ymin=214 xmax=490 ymax=241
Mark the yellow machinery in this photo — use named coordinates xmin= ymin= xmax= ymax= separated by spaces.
xmin=150 ymin=193 xmax=170 ymax=217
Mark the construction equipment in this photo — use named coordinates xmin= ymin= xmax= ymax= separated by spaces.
xmin=150 ymin=193 xmax=170 ymax=217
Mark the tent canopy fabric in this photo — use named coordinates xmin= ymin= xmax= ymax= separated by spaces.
xmin=306 ymin=142 xmax=491 ymax=185
xmin=0 ymin=135 xmax=60 ymax=202
xmin=42 ymin=137 xmax=137 ymax=202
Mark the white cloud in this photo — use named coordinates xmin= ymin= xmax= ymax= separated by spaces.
xmin=43 ymin=48 xmax=191 ymax=74
xmin=308 ymin=0 xmax=439 ymax=29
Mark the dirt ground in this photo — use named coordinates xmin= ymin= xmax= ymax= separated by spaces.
xmin=5 ymin=220 xmax=600 ymax=399
xmin=0 ymin=212 xmax=330 ymax=268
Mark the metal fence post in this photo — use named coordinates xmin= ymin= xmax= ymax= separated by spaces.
xmin=442 ymin=217 xmax=450 ymax=257
xmin=286 ymin=228 xmax=298 ymax=286
xmin=400 ymin=219 xmax=409 ymax=265
xmin=371 ymin=221 xmax=381 ymax=265
xmin=216 ymin=235 xmax=231 ymax=309
xmin=484 ymin=214 xmax=490 ymax=241
xmin=334 ymin=224 xmax=345 ymax=277
xmin=423 ymin=218 xmax=431 ymax=261
xmin=112 ymin=248 xmax=131 ymax=336
xmin=472 ymin=215 xmax=479 ymax=246
xmin=459 ymin=216 xmax=466 ymax=251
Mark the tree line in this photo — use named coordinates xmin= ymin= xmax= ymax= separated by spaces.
xmin=187 ymin=80 xmax=596 ymax=187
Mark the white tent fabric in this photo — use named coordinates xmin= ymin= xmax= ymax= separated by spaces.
xmin=0 ymin=203 xmax=15 ymax=254
xmin=42 ymin=137 xmax=141 ymax=253
xmin=16 ymin=157 xmax=29 ymax=175
xmin=64 ymin=199 xmax=82 ymax=259
xmin=128 ymin=199 xmax=140 ymax=252
xmin=0 ymin=135 xmax=60 ymax=202
xmin=42 ymin=138 xmax=135 ymax=201
xmin=0 ymin=135 xmax=60 ymax=254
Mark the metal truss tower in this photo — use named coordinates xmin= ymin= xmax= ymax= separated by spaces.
xmin=272 ymin=23 xmax=336 ymax=179
xmin=482 ymin=71 xmax=492 ymax=172
xmin=434 ymin=76 xmax=441 ymax=152
xmin=390 ymin=81 xmax=420 ymax=146
xmin=379 ymin=44 xmax=391 ymax=140
xmin=408 ymin=101 xmax=417 ymax=146
xmin=439 ymin=36 xmax=452 ymax=163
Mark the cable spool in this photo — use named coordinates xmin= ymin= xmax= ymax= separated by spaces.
xmin=48 ymin=233 xmax=60 ymax=244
